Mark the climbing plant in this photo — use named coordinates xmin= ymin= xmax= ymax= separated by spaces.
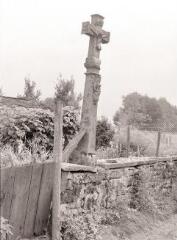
xmin=0 ymin=105 xmax=80 ymax=151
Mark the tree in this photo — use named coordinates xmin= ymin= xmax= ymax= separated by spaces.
xmin=96 ymin=117 xmax=115 ymax=149
xmin=158 ymin=98 xmax=177 ymax=131
xmin=18 ymin=77 xmax=41 ymax=101
xmin=113 ymin=92 xmax=177 ymax=132
xmin=113 ymin=92 xmax=162 ymax=130
xmin=55 ymin=75 xmax=82 ymax=109
xmin=42 ymin=75 xmax=82 ymax=112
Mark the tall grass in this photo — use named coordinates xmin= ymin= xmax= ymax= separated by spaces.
xmin=0 ymin=142 xmax=53 ymax=168
xmin=96 ymin=127 xmax=177 ymax=159
xmin=0 ymin=217 xmax=13 ymax=240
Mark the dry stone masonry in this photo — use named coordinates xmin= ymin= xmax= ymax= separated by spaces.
xmin=61 ymin=157 xmax=177 ymax=215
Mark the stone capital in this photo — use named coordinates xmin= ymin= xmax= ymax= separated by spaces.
xmin=84 ymin=57 xmax=101 ymax=70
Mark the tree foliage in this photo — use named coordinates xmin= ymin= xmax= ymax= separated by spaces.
xmin=158 ymin=98 xmax=177 ymax=131
xmin=42 ymin=75 xmax=82 ymax=111
xmin=55 ymin=74 xmax=82 ymax=109
xmin=113 ymin=92 xmax=177 ymax=132
xmin=17 ymin=77 xmax=41 ymax=101
xmin=96 ymin=117 xmax=114 ymax=149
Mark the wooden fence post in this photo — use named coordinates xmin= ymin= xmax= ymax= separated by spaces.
xmin=52 ymin=100 xmax=63 ymax=240
xmin=126 ymin=125 xmax=130 ymax=158
xmin=137 ymin=145 xmax=140 ymax=157
xmin=156 ymin=130 xmax=161 ymax=157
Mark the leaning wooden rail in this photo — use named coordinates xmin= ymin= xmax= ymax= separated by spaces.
xmin=63 ymin=128 xmax=87 ymax=162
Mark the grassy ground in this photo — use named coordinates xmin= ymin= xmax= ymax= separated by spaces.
xmin=130 ymin=214 xmax=177 ymax=240
xmin=22 ymin=214 xmax=177 ymax=240
xmin=99 ymin=214 xmax=177 ymax=240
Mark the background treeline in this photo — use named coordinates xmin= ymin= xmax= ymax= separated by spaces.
xmin=113 ymin=92 xmax=177 ymax=132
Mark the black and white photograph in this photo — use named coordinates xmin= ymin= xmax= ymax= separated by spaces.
xmin=0 ymin=0 xmax=177 ymax=239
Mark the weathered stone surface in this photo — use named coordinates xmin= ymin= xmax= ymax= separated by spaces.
xmin=61 ymin=162 xmax=97 ymax=172
xmin=47 ymin=158 xmax=177 ymax=239
xmin=78 ymin=14 xmax=110 ymax=156
xmin=61 ymin=158 xmax=177 ymax=215
xmin=97 ymin=156 xmax=177 ymax=169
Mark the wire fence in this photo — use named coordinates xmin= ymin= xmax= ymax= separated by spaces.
xmin=97 ymin=125 xmax=177 ymax=159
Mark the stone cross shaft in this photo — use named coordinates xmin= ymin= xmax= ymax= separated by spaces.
xmin=80 ymin=14 xmax=110 ymax=155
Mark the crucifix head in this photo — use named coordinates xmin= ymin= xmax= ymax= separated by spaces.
xmin=82 ymin=14 xmax=110 ymax=45
xmin=82 ymin=14 xmax=110 ymax=72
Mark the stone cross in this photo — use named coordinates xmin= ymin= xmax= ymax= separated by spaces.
xmin=80 ymin=14 xmax=110 ymax=155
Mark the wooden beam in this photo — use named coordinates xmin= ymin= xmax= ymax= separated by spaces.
xmin=126 ymin=125 xmax=130 ymax=158
xmin=63 ymin=128 xmax=86 ymax=162
xmin=156 ymin=131 xmax=161 ymax=157
xmin=52 ymin=100 xmax=63 ymax=240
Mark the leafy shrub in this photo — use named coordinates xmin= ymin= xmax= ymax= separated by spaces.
xmin=61 ymin=208 xmax=102 ymax=240
xmin=0 ymin=105 xmax=80 ymax=152
xmin=96 ymin=117 xmax=114 ymax=150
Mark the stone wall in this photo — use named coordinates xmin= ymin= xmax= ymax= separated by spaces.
xmin=61 ymin=157 xmax=177 ymax=216
xmin=59 ymin=157 xmax=177 ymax=239
xmin=60 ymin=157 xmax=177 ymax=239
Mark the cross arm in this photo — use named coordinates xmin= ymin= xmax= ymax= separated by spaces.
xmin=82 ymin=21 xmax=110 ymax=44
xmin=101 ymin=30 xmax=110 ymax=44
xmin=82 ymin=22 xmax=98 ymax=36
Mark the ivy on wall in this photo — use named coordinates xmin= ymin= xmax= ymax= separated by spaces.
xmin=0 ymin=105 xmax=80 ymax=151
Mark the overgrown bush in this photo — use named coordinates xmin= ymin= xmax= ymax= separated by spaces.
xmin=0 ymin=105 xmax=80 ymax=152
xmin=128 ymin=162 xmax=177 ymax=218
xmin=61 ymin=209 xmax=101 ymax=240
xmin=96 ymin=117 xmax=114 ymax=150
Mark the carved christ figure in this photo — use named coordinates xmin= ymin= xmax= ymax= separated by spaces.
xmin=78 ymin=14 xmax=110 ymax=156
xmin=82 ymin=14 xmax=110 ymax=74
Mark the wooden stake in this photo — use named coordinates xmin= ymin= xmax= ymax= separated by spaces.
xmin=156 ymin=130 xmax=161 ymax=157
xmin=52 ymin=100 xmax=63 ymax=240
xmin=126 ymin=125 xmax=130 ymax=158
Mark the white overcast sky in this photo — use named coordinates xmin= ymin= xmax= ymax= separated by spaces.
xmin=0 ymin=0 xmax=177 ymax=118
